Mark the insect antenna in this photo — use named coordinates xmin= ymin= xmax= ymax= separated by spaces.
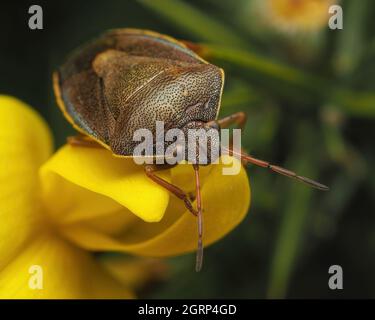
xmin=222 ymin=147 xmax=329 ymax=191
xmin=193 ymin=164 xmax=204 ymax=272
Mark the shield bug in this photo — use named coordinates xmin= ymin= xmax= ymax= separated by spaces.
xmin=53 ymin=28 xmax=328 ymax=272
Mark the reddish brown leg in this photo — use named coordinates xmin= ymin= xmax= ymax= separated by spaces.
xmin=145 ymin=164 xmax=205 ymax=272
xmin=180 ymin=40 xmax=209 ymax=59
xmin=144 ymin=164 xmax=198 ymax=216
xmin=67 ymin=135 xmax=103 ymax=148
xmin=193 ymin=164 xmax=203 ymax=272
xmin=206 ymin=111 xmax=247 ymax=131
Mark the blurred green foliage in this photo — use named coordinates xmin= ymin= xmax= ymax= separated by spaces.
xmin=1 ymin=0 xmax=375 ymax=298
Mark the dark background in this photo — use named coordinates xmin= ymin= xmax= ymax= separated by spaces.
xmin=1 ymin=0 xmax=375 ymax=298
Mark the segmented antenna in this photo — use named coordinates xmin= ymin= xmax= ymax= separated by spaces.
xmin=222 ymin=147 xmax=329 ymax=191
xmin=193 ymin=164 xmax=204 ymax=272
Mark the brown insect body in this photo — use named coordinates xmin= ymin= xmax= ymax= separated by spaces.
xmin=54 ymin=29 xmax=328 ymax=272
xmin=54 ymin=28 xmax=224 ymax=157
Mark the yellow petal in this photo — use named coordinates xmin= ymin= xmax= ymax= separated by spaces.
xmin=0 ymin=231 xmax=134 ymax=299
xmin=0 ymin=96 xmax=53 ymax=271
xmin=40 ymin=146 xmax=170 ymax=223
xmin=60 ymin=157 xmax=251 ymax=257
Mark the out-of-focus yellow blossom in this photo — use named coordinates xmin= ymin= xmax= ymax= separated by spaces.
xmin=252 ymin=0 xmax=338 ymax=34
xmin=0 ymin=95 xmax=250 ymax=298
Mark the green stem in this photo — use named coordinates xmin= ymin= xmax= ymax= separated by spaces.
xmin=204 ymin=44 xmax=375 ymax=117
xmin=267 ymin=124 xmax=319 ymax=299
xmin=138 ymin=0 xmax=247 ymax=48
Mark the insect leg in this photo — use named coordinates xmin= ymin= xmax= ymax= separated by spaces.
xmin=206 ymin=111 xmax=247 ymax=131
xmin=180 ymin=40 xmax=208 ymax=59
xmin=144 ymin=164 xmax=198 ymax=216
xmin=193 ymin=164 xmax=203 ymax=272
xmin=67 ymin=135 xmax=103 ymax=148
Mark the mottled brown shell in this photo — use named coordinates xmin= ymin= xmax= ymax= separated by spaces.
xmin=53 ymin=28 xmax=224 ymax=156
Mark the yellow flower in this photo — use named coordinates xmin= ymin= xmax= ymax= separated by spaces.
xmin=0 ymin=95 xmax=250 ymax=298
xmin=253 ymin=0 xmax=338 ymax=34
